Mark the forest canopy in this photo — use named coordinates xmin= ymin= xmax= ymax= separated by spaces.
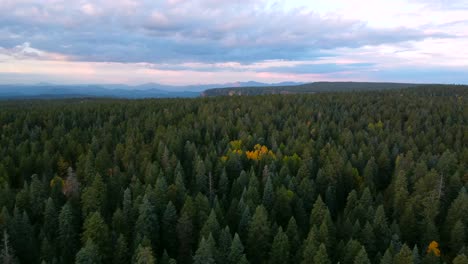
xmin=0 ymin=85 xmax=466 ymax=263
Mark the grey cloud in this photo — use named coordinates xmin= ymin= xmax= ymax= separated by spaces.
xmin=0 ymin=0 xmax=455 ymax=63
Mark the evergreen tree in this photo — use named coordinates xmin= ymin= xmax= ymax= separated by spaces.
xmin=302 ymin=227 xmax=319 ymax=264
xmin=134 ymin=196 xmax=159 ymax=249
xmin=43 ymin=197 xmax=58 ymax=240
xmin=313 ymin=243 xmax=331 ymax=264
xmin=354 ymin=246 xmax=371 ymax=264
xmin=380 ymin=248 xmax=393 ymax=264
xmin=450 ymin=220 xmax=465 ymax=255
xmin=217 ymin=226 xmax=232 ymax=263
xmin=113 ymin=234 xmax=129 ymax=264
xmin=162 ymin=201 xmax=178 ymax=256
xmin=412 ymin=245 xmax=420 ymax=264
xmin=286 ymin=216 xmax=300 ymax=262
xmin=75 ymin=240 xmax=101 ymax=264
xmin=200 ymin=209 xmax=221 ymax=241
xmin=177 ymin=201 xmax=194 ymax=264
xmin=194 ymin=234 xmax=216 ymax=264
xmin=269 ymin=227 xmax=289 ymax=264
xmin=262 ymin=176 xmax=274 ymax=210
xmin=247 ymin=205 xmax=271 ymax=263
xmin=10 ymin=208 xmax=35 ymax=263
xmin=453 ymin=254 xmax=468 ymax=264
xmin=238 ymin=206 xmax=251 ymax=240
xmin=81 ymin=211 xmax=109 ymax=260
xmin=81 ymin=173 xmax=106 ymax=217
xmin=1 ymin=231 xmax=17 ymax=264
xmin=134 ymin=243 xmax=156 ymax=264
xmin=394 ymin=244 xmax=413 ymax=264
xmin=373 ymin=205 xmax=391 ymax=253
xmin=228 ymin=233 xmax=247 ymax=264
xmin=59 ymin=202 xmax=79 ymax=263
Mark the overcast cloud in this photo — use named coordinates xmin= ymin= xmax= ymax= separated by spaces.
xmin=0 ymin=0 xmax=467 ymax=85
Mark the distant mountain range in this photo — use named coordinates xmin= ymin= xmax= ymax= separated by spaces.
xmin=0 ymin=81 xmax=303 ymax=99
xmin=202 ymin=82 xmax=426 ymax=96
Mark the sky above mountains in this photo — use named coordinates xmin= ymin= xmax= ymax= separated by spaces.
xmin=1 ymin=0 xmax=467 ymax=85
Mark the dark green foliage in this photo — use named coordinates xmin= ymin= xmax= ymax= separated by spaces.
xmin=76 ymin=240 xmax=102 ymax=264
xmin=113 ymin=234 xmax=129 ymax=264
xmin=217 ymin=226 xmax=232 ymax=263
xmin=59 ymin=202 xmax=79 ymax=263
xmin=394 ymin=244 xmax=414 ymax=264
xmin=134 ymin=196 xmax=159 ymax=249
xmin=269 ymin=227 xmax=289 ymax=264
xmin=81 ymin=211 xmax=110 ymax=261
xmin=193 ymin=234 xmax=216 ymax=264
xmin=313 ymin=243 xmax=331 ymax=264
xmin=354 ymin=246 xmax=371 ymax=264
xmin=0 ymin=86 xmax=465 ymax=263
xmin=228 ymin=233 xmax=248 ymax=264
xmin=134 ymin=242 xmax=156 ymax=264
xmin=1 ymin=231 xmax=18 ymax=264
xmin=247 ymin=205 xmax=271 ymax=263
xmin=162 ymin=201 xmax=178 ymax=257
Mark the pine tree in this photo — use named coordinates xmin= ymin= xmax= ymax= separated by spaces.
xmin=217 ymin=226 xmax=232 ymax=263
xmin=40 ymin=237 xmax=54 ymax=263
xmin=10 ymin=209 xmax=35 ymax=263
xmin=313 ymin=243 xmax=331 ymax=264
xmin=195 ymin=157 xmax=208 ymax=195
xmin=1 ymin=231 xmax=17 ymax=264
xmin=200 ymin=209 xmax=221 ymax=241
xmin=380 ymin=248 xmax=393 ymax=264
xmin=81 ymin=173 xmax=106 ymax=217
xmin=162 ymin=201 xmax=178 ymax=256
xmin=412 ymin=245 xmax=420 ymax=264
xmin=247 ymin=205 xmax=271 ymax=263
xmin=286 ymin=216 xmax=300 ymax=262
xmin=122 ymin=187 xmax=133 ymax=240
xmin=302 ymin=227 xmax=319 ymax=264
xmin=81 ymin=211 xmax=109 ymax=260
xmin=177 ymin=202 xmax=194 ymax=264
xmin=134 ymin=243 xmax=156 ymax=264
xmin=155 ymin=176 xmax=169 ymax=215
xmin=29 ymin=174 xmax=45 ymax=220
xmin=360 ymin=222 xmax=376 ymax=257
xmin=354 ymin=246 xmax=371 ymax=264
xmin=311 ymin=197 xmax=335 ymax=248
xmin=392 ymin=170 xmax=409 ymax=219
xmin=453 ymin=254 xmax=468 ymax=264
xmin=75 ymin=240 xmax=102 ymax=264
xmin=59 ymin=202 xmax=79 ymax=263
xmin=450 ymin=220 xmax=465 ymax=255
xmin=134 ymin=196 xmax=159 ymax=249
xmin=343 ymin=239 xmax=362 ymax=264
xmin=43 ymin=197 xmax=58 ymax=240
xmin=194 ymin=234 xmax=216 ymax=264
xmin=113 ymin=234 xmax=129 ymax=264
xmin=238 ymin=206 xmax=251 ymax=241
xmin=373 ymin=205 xmax=390 ymax=253
xmin=394 ymin=244 xmax=414 ymax=264
xmin=228 ymin=233 xmax=247 ymax=264
xmin=262 ymin=176 xmax=274 ymax=210
xmin=270 ymin=227 xmax=289 ymax=264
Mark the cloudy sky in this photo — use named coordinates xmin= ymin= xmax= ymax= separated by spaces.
xmin=1 ymin=0 xmax=467 ymax=85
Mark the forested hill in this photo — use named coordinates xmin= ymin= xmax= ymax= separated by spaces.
xmin=0 ymin=86 xmax=466 ymax=264
xmin=202 ymin=82 xmax=425 ymax=96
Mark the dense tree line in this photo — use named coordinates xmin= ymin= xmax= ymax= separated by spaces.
xmin=201 ymin=82 xmax=432 ymax=96
xmin=0 ymin=86 xmax=466 ymax=263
